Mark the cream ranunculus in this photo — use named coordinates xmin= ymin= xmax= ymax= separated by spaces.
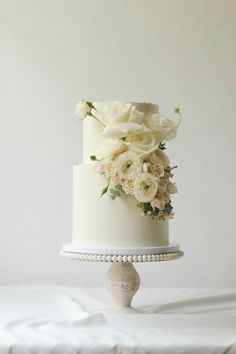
xmin=125 ymin=133 xmax=160 ymax=158
xmin=96 ymin=138 xmax=127 ymax=161
xmin=92 ymin=102 xmax=150 ymax=138
xmin=75 ymin=101 xmax=91 ymax=119
xmin=134 ymin=173 xmax=159 ymax=203
xmin=116 ymin=151 xmax=141 ymax=179
xmin=145 ymin=113 xmax=180 ymax=142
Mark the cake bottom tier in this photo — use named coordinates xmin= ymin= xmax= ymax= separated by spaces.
xmin=73 ymin=164 xmax=169 ymax=248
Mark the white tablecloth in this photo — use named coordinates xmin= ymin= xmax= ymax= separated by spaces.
xmin=0 ymin=286 xmax=235 ymax=354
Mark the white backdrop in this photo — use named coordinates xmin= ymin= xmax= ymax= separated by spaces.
xmin=0 ymin=0 xmax=236 ymax=287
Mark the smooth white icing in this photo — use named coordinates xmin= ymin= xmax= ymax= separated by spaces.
xmin=73 ymin=164 xmax=169 ymax=248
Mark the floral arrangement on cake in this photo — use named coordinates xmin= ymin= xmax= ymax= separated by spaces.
xmin=75 ymin=101 xmax=182 ymax=222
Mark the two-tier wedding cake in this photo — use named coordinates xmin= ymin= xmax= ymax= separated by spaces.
xmin=66 ymin=101 xmax=181 ymax=253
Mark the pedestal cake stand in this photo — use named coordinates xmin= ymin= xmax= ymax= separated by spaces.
xmin=60 ymin=243 xmax=184 ymax=309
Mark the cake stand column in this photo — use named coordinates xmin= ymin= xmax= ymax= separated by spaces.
xmin=104 ymin=262 xmax=140 ymax=308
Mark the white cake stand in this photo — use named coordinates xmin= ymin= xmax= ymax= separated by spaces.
xmin=60 ymin=243 xmax=184 ymax=310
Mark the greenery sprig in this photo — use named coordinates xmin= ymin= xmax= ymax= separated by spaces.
xmin=110 ymin=184 xmax=124 ymax=200
xmin=90 ymin=155 xmax=100 ymax=161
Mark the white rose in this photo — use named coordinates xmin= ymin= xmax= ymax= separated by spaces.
xmin=125 ymin=133 xmax=160 ymax=158
xmin=134 ymin=173 xmax=158 ymax=203
xmin=156 ymin=149 xmax=170 ymax=168
xmin=92 ymin=102 xmax=150 ymax=138
xmin=75 ymin=101 xmax=91 ymax=119
xmin=96 ymin=138 xmax=126 ymax=161
xmin=145 ymin=113 xmax=179 ymax=142
xmin=116 ymin=151 xmax=141 ymax=179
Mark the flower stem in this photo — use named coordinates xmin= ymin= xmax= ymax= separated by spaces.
xmin=174 ymin=107 xmax=183 ymax=128
xmin=90 ymin=113 xmax=106 ymax=127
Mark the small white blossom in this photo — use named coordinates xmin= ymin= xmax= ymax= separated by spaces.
xmin=75 ymin=101 xmax=91 ymax=119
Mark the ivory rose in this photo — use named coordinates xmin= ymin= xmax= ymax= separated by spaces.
xmin=116 ymin=151 xmax=141 ymax=179
xmin=96 ymin=138 xmax=126 ymax=161
xmin=134 ymin=173 xmax=158 ymax=203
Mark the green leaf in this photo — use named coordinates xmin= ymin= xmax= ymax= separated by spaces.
xmin=90 ymin=155 xmax=98 ymax=161
xmin=115 ymin=184 xmax=123 ymax=192
xmin=101 ymin=185 xmax=108 ymax=197
xmin=110 ymin=188 xmax=121 ymax=197
xmin=174 ymin=107 xmax=180 ymax=114
xmin=87 ymin=101 xmax=95 ymax=109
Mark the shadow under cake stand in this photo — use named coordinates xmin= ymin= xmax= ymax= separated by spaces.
xmin=60 ymin=243 xmax=184 ymax=310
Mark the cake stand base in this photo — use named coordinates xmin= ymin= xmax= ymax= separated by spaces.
xmin=104 ymin=262 xmax=140 ymax=308
xmin=60 ymin=244 xmax=184 ymax=309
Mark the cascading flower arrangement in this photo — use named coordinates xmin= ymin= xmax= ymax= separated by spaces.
xmin=75 ymin=101 xmax=182 ymax=222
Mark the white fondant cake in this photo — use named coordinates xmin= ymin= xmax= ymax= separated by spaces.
xmin=72 ymin=101 xmax=180 ymax=249
xmin=73 ymin=164 xmax=169 ymax=247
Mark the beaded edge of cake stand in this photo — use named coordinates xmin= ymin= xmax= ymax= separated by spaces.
xmin=60 ymin=250 xmax=184 ymax=262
